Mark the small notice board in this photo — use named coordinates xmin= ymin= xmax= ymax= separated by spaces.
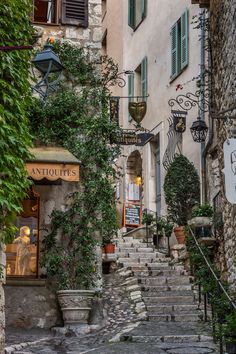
xmin=124 ymin=203 xmax=142 ymax=227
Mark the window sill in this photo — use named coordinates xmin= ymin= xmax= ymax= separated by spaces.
xmin=169 ymin=65 xmax=188 ymax=84
xmin=5 ymin=278 xmax=46 ymax=287
xmin=32 ymin=21 xmax=60 ymax=27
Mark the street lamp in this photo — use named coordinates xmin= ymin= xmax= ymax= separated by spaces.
xmin=32 ymin=44 xmax=64 ymax=101
xmin=190 ymin=117 xmax=209 ymax=143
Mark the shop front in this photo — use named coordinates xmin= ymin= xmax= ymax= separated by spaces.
xmin=4 ymin=146 xmax=80 ymax=329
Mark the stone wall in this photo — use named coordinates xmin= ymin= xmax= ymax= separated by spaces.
xmin=33 ymin=0 xmax=102 ymax=59
xmin=0 ymin=248 xmax=6 ymax=353
xmin=208 ymin=0 xmax=236 ymax=289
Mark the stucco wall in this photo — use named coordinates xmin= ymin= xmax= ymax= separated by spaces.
xmin=207 ymin=0 xmax=236 ymax=288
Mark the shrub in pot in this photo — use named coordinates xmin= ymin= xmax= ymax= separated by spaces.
xmin=40 ymin=201 xmax=97 ymax=326
xmin=164 ymin=155 xmax=200 ymax=244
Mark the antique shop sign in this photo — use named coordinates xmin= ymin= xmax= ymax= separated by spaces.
xmin=124 ymin=203 xmax=141 ymax=226
xmin=26 ymin=163 xmax=80 ymax=182
xmin=222 ymin=139 xmax=236 ymax=204
xmin=110 ymin=130 xmax=138 ymax=145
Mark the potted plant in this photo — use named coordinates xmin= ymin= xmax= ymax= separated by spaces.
xmin=222 ymin=311 xmax=236 ymax=354
xmin=40 ymin=202 xmax=97 ymax=326
xmin=164 ymin=155 xmax=200 ymax=244
xmin=188 ymin=203 xmax=214 ymax=239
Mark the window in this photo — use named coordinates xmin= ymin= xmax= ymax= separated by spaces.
xmin=170 ymin=9 xmax=189 ymax=80
xmin=128 ymin=56 xmax=148 ymax=122
xmin=6 ymin=190 xmax=40 ymax=278
xmin=128 ymin=0 xmax=147 ymax=29
xmin=32 ymin=0 xmax=88 ymax=27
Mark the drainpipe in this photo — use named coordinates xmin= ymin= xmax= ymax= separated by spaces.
xmin=200 ymin=11 xmax=206 ymax=203
xmin=202 ymin=10 xmax=214 ymax=202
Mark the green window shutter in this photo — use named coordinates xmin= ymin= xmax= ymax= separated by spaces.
xmin=170 ymin=22 xmax=178 ymax=79
xmin=141 ymin=0 xmax=147 ymax=20
xmin=128 ymin=73 xmax=134 ymax=122
xmin=141 ymin=56 xmax=148 ymax=101
xmin=128 ymin=0 xmax=135 ymax=28
xmin=180 ymin=9 xmax=189 ymax=70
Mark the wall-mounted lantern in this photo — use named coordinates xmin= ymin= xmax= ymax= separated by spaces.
xmin=190 ymin=117 xmax=209 ymax=143
xmin=32 ymin=44 xmax=64 ymax=101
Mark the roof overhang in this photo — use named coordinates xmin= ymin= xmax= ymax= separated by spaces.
xmin=26 ymin=147 xmax=80 ymax=182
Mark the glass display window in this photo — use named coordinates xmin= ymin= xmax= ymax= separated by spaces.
xmin=6 ymin=190 xmax=40 ymax=278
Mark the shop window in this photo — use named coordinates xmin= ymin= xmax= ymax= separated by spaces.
xmin=32 ymin=0 xmax=88 ymax=27
xmin=6 ymin=190 xmax=40 ymax=278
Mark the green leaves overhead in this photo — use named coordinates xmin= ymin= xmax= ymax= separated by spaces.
xmin=0 ymin=0 xmax=33 ymax=241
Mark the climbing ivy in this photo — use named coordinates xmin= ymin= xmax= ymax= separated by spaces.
xmin=0 ymin=0 xmax=33 ymax=243
xmin=30 ymin=42 xmax=121 ymax=289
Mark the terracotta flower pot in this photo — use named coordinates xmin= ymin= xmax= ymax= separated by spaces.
xmin=174 ymin=226 xmax=186 ymax=244
xmin=104 ymin=243 xmax=115 ymax=254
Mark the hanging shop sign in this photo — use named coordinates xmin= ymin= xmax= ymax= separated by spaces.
xmin=222 ymin=139 xmax=236 ymax=204
xmin=110 ymin=97 xmax=120 ymax=126
xmin=110 ymin=130 xmax=138 ymax=145
xmin=124 ymin=203 xmax=142 ymax=226
xmin=172 ymin=110 xmax=187 ymax=133
xmin=128 ymin=102 xmax=147 ymax=125
xmin=26 ymin=163 xmax=80 ymax=182
xmin=111 ymin=130 xmax=154 ymax=146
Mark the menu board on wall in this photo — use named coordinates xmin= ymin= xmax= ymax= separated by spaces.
xmin=128 ymin=183 xmax=140 ymax=201
xmin=124 ymin=203 xmax=141 ymax=226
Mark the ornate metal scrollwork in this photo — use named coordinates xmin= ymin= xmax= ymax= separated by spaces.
xmin=162 ymin=115 xmax=182 ymax=170
xmin=168 ymin=89 xmax=209 ymax=113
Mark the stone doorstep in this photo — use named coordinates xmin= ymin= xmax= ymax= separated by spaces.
xmin=136 ymin=247 xmax=154 ymax=252
xmin=148 ymin=313 xmax=202 ymax=322
xmin=120 ymin=334 xmax=214 ymax=343
xmin=143 ymin=296 xmax=196 ymax=304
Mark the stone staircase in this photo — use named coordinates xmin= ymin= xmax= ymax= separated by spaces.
xmin=115 ymin=235 xmax=219 ymax=352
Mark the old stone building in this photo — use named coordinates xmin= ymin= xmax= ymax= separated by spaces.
xmin=3 ymin=0 xmax=103 ymax=333
xmin=192 ymin=0 xmax=236 ymax=289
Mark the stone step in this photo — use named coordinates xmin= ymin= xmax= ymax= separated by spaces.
xmin=136 ymin=247 xmax=154 ymax=252
xmin=129 ymin=252 xmax=157 ymax=259
xmin=143 ymin=295 xmax=195 ymax=304
xmin=142 ymin=284 xmax=193 ymax=292
xmin=148 ymin=269 xmax=188 ymax=276
xmin=118 ymin=245 xmax=134 ymax=250
xmin=148 ymin=313 xmax=202 ymax=322
xmin=147 ymin=263 xmax=171 ymax=270
xmin=138 ymin=276 xmax=192 ymax=286
xmin=142 ymin=289 xmax=194 ymax=297
xmin=146 ymin=304 xmax=200 ymax=314
xmin=121 ymin=334 xmax=214 ymax=343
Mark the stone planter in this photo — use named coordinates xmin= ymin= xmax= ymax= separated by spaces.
xmin=57 ymin=290 xmax=95 ymax=325
xmin=188 ymin=217 xmax=212 ymax=239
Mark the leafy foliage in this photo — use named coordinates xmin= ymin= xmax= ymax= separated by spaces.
xmin=191 ymin=203 xmax=214 ymax=218
xmin=0 ymin=0 xmax=33 ymax=243
xmin=164 ymin=155 xmax=200 ymax=225
xmin=30 ymin=42 xmax=120 ymax=289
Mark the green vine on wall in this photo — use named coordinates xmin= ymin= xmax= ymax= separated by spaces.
xmin=0 ymin=0 xmax=33 ymax=243
xmin=29 ymin=42 xmax=121 ymax=289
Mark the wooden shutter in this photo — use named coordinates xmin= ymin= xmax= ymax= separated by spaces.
xmin=61 ymin=0 xmax=88 ymax=27
xmin=128 ymin=0 xmax=135 ymax=29
xmin=141 ymin=0 xmax=147 ymax=20
xmin=141 ymin=56 xmax=148 ymax=101
xmin=128 ymin=73 xmax=134 ymax=122
xmin=180 ymin=9 xmax=189 ymax=70
xmin=170 ymin=22 xmax=178 ymax=79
